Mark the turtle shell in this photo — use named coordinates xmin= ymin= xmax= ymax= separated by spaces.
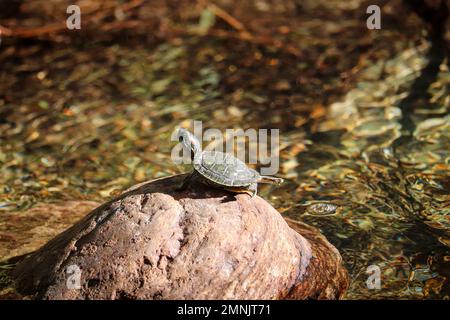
xmin=194 ymin=151 xmax=259 ymax=187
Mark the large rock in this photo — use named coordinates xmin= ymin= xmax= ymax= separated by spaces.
xmin=12 ymin=174 xmax=348 ymax=299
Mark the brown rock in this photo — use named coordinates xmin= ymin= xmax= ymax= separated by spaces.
xmin=12 ymin=174 xmax=348 ymax=300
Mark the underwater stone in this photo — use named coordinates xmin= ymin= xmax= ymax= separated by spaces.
xmin=12 ymin=174 xmax=348 ymax=300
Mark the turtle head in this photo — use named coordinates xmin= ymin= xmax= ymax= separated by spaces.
xmin=177 ymin=128 xmax=201 ymax=160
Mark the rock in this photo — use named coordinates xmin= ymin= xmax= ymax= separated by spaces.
xmin=12 ymin=174 xmax=348 ymax=300
xmin=284 ymin=218 xmax=349 ymax=299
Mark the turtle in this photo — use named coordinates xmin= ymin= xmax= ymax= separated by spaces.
xmin=176 ymin=128 xmax=283 ymax=197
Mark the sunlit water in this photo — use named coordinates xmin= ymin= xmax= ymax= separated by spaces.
xmin=278 ymin=43 xmax=450 ymax=299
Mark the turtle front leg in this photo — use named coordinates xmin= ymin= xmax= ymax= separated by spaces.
xmin=248 ymin=183 xmax=258 ymax=198
xmin=177 ymin=172 xmax=195 ymax=191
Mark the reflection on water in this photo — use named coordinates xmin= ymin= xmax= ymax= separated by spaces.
xmin=278 ymin=43 xmax=450 ymax=299
xmin=0 ymin=1 xmax=449 ymax=299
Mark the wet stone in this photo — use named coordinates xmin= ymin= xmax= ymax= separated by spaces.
xmin=307 ymin=203 xmax=339 ymax=216
xmin=11 ymin=175 xmax=349 ymax=300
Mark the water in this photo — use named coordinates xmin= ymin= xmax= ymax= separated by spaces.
xmin=279 ymin=43 xmax=450 ymax=299
xmin=0 ymin=0 xmax=449 ymax=299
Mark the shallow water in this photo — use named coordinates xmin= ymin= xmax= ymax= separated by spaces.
xmin=0 ymin=0 xmax=449 ymax=299
xmin=280 ymin=43 xmax=450 ymax=299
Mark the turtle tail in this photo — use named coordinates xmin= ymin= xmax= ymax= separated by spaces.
xmin=258 ymin=176 xmax=284 ymax=185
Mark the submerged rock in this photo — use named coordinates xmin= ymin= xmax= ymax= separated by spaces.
xmin=12 ymin=174 xmax=348 ymax=300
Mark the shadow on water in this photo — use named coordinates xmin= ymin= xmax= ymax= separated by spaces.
xmin=389 ymin=3 xmax=450 ymax=298
xmin=394 ymin=41 xmax=448 ymax=142
xmin=396 ymin=0 xmax=449 ymax=137
xmin=284 ymin=2 xmax=450 ymax=299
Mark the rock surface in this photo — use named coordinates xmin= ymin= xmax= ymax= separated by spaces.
xmin=12 ymin=174 xmax=348 ymax=299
